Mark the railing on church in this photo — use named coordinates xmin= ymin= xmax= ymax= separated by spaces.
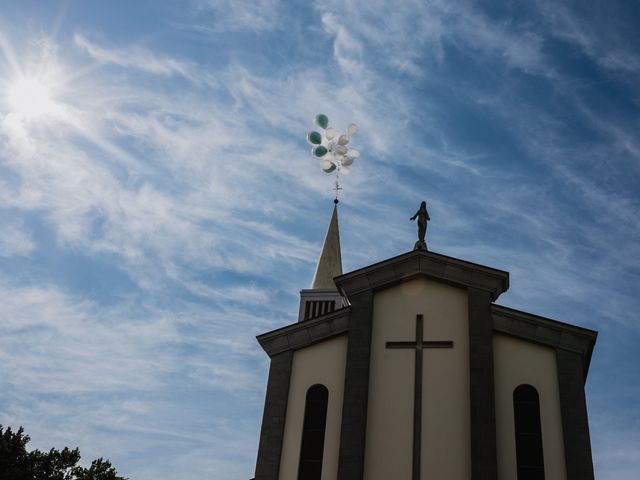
xmin=303 ymin=300 xmax=336 ymax=321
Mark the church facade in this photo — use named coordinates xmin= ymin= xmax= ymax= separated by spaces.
xmin=253 ymin=204 xmax=597 ymax=480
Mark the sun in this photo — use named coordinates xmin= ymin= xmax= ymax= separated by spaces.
xmin=8 ymin=76 xmax=58 ymax=119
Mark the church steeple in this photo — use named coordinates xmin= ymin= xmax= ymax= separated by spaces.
xmin=310 ymin=200 xmax=342 ymax=289
xmin=297 ymin=201 xmax=345 ymax=322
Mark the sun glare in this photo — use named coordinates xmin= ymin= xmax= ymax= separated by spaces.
xmin=8 ymin=77 xmax=57 ymax=119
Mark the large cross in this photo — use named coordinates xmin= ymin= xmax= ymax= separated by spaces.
xmin=386 ymin=314 xmax=454 ymax=480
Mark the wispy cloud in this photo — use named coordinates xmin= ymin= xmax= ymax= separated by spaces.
xmin=317 ymin=0 xmax=553 ymax=78
xmin=74 ymin=33 xmax=198 ymax=80
xmin=191 ymin=0 xmax=281 ymax=32
xmin=0 ymin=220 xmax=35 ymax=257
xmin=537 ymin=1 xmax=640 ymax=80
xmin=0 ymin=280 xmax=175 ymax=395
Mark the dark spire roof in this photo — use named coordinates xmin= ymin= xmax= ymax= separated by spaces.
xmin=310 ymin=203 xmax=342 ymax=289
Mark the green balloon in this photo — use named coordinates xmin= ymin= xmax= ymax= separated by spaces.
xmin=307 ymin=131 xmax=322 ymax=145
xmin=312 ymin=145 xmax=328 ymax=157
xmin=314 ymin=114 xmax=329 ymax=129
xmin=322 ymin=162 xmax=336 ymax=173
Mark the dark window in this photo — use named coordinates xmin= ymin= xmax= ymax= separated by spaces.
xmin=298 ymin=384 xmax=329 ymax=480
xmin=513 ymin=384 xmax=545 ymax=480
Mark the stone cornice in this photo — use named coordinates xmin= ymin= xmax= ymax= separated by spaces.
xmin=491 ymin=304 xmax=597 ymax=377
xmin=334 ymin=250 xmax=509 ymax=301
xmin=257 ymin=307 xmax=351 ymax=357
xmin=256 ymin=299 xmax=598 ymax=377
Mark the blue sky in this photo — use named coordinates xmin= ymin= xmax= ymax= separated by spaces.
xmin=0 ymin=0 xmax=638 ymax=478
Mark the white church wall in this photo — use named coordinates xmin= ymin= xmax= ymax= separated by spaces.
xmin=493 ymin=333 xmax=567 ymax=480
xmin=279 ymin=335 xmax=348 ymax=480
xmin=364 ymin=278 xmax=471 ymax=480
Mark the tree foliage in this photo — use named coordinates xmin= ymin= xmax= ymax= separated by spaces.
xmin=0 ymin=426 xmax=127 ymax=480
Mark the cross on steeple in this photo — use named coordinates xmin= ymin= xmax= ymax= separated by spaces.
xmin=386 ymin=314 xmax=454 ymax=480
xmin=333 ymin=177 xmax=342 ymax=203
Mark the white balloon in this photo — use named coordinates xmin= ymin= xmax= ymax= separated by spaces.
xmin=340 ymin=166 xmax=350 ymax=175
xmin=347 ymin=123 xmax=358 ymax=136
xmin=336 ymin=145 xmax=347 ymax=155
xmin=338 ymin=134 xmax=349 ymax=146
xmin=347 ymin=149 xmax=360 ymax=158
xmin=325 ymin=128 xmax=338 ymax=140
xmin=342 ymin=157 xmax=354 ymax=166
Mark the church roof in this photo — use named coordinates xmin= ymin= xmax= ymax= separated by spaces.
xmin=335 ymin=249 xmax=509 ymax=301
xmin=310 ymin=203 xmax=342 ymax=289
xmin=257 ymin=306 xmax=350 ymax=356
xmin=492 ymin=304 xmax=597 ymax=377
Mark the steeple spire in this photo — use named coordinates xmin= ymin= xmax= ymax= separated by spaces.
xmin=297 ymin=201 xmax=345 ymax=322
xmin=310 ymin=201 xmax=343 ymax=289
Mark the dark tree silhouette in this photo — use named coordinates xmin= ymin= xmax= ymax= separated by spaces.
xmin=0 ymin=425 xmax=127 ymax=480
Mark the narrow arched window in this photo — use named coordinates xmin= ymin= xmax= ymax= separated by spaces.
xmin=513 ymin=384 xmax=545 ymax=480
xmin=297 ymin=384 xmax=329 ymax=480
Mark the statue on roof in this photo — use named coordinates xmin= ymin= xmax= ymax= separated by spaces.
xmin=410 ymin=201 xmax=430 ymax=251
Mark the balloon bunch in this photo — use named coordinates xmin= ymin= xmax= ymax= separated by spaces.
xmin=306 ymin=114 xmax=360 ymax=175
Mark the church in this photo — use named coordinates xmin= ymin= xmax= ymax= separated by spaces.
xmin=252 ymin=201 xmax=597 ymax=480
